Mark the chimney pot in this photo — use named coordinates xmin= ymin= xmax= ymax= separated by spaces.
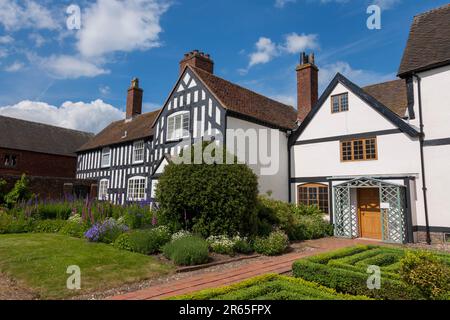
xmin=126 ymin=77 xmax=143 ymax=120
xmin=179 ymin=50 xmax=214 ymax=75
xmin=296 ymin=52 xmax=318 ymax=122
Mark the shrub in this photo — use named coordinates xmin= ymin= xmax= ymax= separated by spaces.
xmin=0 ymin=212 xmax=31 ymax=234
xmin=59 ymin=221 xmax=89 ymax=238
xmin=84 ymin=218 xmax=128 ymax=243
xmin=114 ymin=226 xmax=172 ymax=254
xmin=4 ymin=174 xmax=33 ymax=208
xmin=122 ymin=204 xmax=154 ymax=229
xmin=400 ymin=250 xmax=450 ymax=299
xmin=171 ymin=230 xmax=192 ymax=242
xmin=233 ymin=236 xmax=253 ymax=254
xmin=0 ymin=179 xmax=7 ymax=205
xmin=162 ymin=235 xmax=209 ymax=266
xmin=156 ymin=142 xmax=259 ymax=237
xmin=207 ymin=235 xmax=236 ymax=255
xmin=35 ymin=202 xmax=72 ymax=220
xmin=114 ymin=233 xmax=134 ymax=252
xmin=293 ymin=214 xmax=333 ymax=240
xmin=253 ymin=230 xmax=289 ymax=256
xmin=32 ymin=219 xmax=67 ymax=233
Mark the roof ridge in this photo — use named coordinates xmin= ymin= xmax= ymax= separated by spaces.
xmin=0 ymin=115 xmax=94 ymax=136
xmin=190 ymin=66 xmax=296 ymax=111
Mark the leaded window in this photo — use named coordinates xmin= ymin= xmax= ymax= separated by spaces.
xmin=340 ymin=138 xmax=377 ymax=162
xmin=297 ymin=183 xmax=329 ymax=213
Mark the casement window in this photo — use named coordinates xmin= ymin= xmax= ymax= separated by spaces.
xmin=127 ymin=176 xmax=146 ymax=201
xmin=341 ymin=137 xmax=377 ymax=162
xmin=331 ymin=93 xmax=349 ymax=113
xmin=101 ymin=147 xmax=111 ymax=168
xmin=133 ymin=140 xmax=145 ymax=163
xmin=297 ymin=183 xmax=329 ymax=213
xmin=98 ymin=179 xmax=109 ymax=200
xmin=167 ymin=111 xmax=190 ymax=141
xmin=3 ymin=154 xmax=18 ymax=168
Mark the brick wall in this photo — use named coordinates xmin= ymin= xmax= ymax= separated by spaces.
xmin=0 ymin=147 xmax=77 ymax=178
xmin=0 ymin=174 xmax=97 ymax=201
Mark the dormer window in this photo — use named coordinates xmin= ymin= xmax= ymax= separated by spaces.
xmin=133 ymin=140 xmax=145 ymax=163
xmin=331 ymin=93 xmax=349 ymax=113
xmin=101 ymin=147 xmax=111 ymax=168
xmin=167 ymin=111 xmax=190 ymax=141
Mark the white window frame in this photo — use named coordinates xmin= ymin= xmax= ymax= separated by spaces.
xmin=127 ymin=176 xmax=147 ymax=202
xmin=132 ymin=140 xmax=145 ymax=164
xmin=101 ymin=147 xmax=111 ymax=168
xmin=167 ymin=111 xmax=190 ymax=141
xmin=98 ymin=179 xmax=109 ymax=200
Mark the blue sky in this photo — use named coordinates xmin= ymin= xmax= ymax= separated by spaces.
xmin=0 ymin=0 xmax=448 ymax=133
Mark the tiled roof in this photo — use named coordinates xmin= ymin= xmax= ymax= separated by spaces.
xmin=0 ymin=115 xmax=93 ymax=156
xmin=398 ymin=4 xmax=450 ymax=76
xmin=190 ymin=66 xmax=298 ymax=130
xmin=363 ymin=79 xmax=408 ymax=118
xmin=78 ymin=110 xmax=160 ymax=152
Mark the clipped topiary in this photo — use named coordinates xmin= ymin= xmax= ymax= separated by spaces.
xmin=155 ymin=142 xmax=259 ymax=237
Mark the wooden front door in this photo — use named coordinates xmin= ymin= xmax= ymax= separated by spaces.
xmin=358 ymin=188 xmax=382 ymax=240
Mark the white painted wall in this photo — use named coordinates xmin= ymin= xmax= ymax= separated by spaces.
xmin=290 ymin=81 xmax=428 ymax=229
xmin=226 ymin=116 xmax=289 ymax=201
xmin=298 ymin=83 xmax=397 ymax=141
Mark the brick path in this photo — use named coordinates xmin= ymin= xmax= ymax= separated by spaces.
xmin=110 ymin=237 xmax=380 ymax=300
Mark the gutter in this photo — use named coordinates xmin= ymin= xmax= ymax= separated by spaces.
xmin=412 ymin=73 xmax=431 ymax=245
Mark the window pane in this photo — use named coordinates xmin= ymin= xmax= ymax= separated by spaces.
xmin=298 ymin=187 xmax=308 ymax=205
xmin=353 ymin=140 xmax=364 ymax=160
xmin=332 ymin=96 xmax=340 ymax=113
xmin=365 ymin=138 xmax=377 ymax=159
xmin=340 ymin=94 xmax=348 ymax=111
xmin=342 ymin=141 xmax=352 ymax=161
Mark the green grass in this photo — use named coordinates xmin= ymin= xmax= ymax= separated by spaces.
xmin=292 ymin=245 xmax=450 ymax=300
xmin=0 ymin=233 xmax=174 ymax=299
xmin=170 ymin=274 xmax=370 ymax=300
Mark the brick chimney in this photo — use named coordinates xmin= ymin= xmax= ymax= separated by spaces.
xmin=180 ymin=50 xmax=214 ymax=75
xmin=126 ymin=78 xmax=143 ymax=120
xmin=296 ymin=52 xmax=318 ymax=121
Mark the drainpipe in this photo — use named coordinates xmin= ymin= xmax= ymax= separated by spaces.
xmin=412 ymin=73 xmax=431 ymax=245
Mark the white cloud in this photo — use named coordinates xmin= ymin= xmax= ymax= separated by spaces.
xmin=274 ymin=0 xmax=296 ymax=8
xmin=36 ymin=55 xmax=110 ymax=79
xmin=319 ymin=61 xmax=396 ymax=90
xmin=77 ymin=0 xmax=170 ymax=58
xmin=143 ymin=102 xmax=160 ymax=112
xmin=5 ymin=61 xmax=24 ymax=72
xmin=29 ymin=33 xmax=46 ymax=47
xmin=0 ymin=35 xmax=14 ymax=44
xmin=372 ymin=0 xmax=401 ymax=10
xmin=282 ymin=33 xmax=319 ymax=54
xmin=245 ymin=33 xmax=318 ymax=71
xmin=99 ymin=85 xmax=111 ymax=95
xmin=0 ymin=99 xmax=125 ymax=133
xmin=0 ymin=0 xmax=58 ymax=31
xmin=0 ymin=48 xmax=8 ymax=58
xmin=248 ymin=37 xmax=278 ymax=68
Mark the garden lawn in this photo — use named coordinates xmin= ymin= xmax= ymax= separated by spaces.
xmin=171 ymin=274 xmax=370 ymax=300
xmin=0 ymin=233 xmax=173 ymax=299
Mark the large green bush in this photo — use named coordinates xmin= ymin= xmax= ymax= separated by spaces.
xmin=400 ymin=250 xmax=450 ymax=299
xmin=155 ymin=142 xmax=259 ymax=237
xmin=162 ymin=235 xmax=210 ymax=266
xmin=253 ymin=230 xmax=289 ymax=256
xmin=4 ymin=174 xmax=33 ymax=208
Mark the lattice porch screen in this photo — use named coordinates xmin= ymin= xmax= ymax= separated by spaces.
xmin=333 ymin=177 xmax=407 ymax=244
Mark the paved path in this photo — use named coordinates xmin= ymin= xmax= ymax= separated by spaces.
xmin=110 ymin=238 xmax=380 ymax=300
